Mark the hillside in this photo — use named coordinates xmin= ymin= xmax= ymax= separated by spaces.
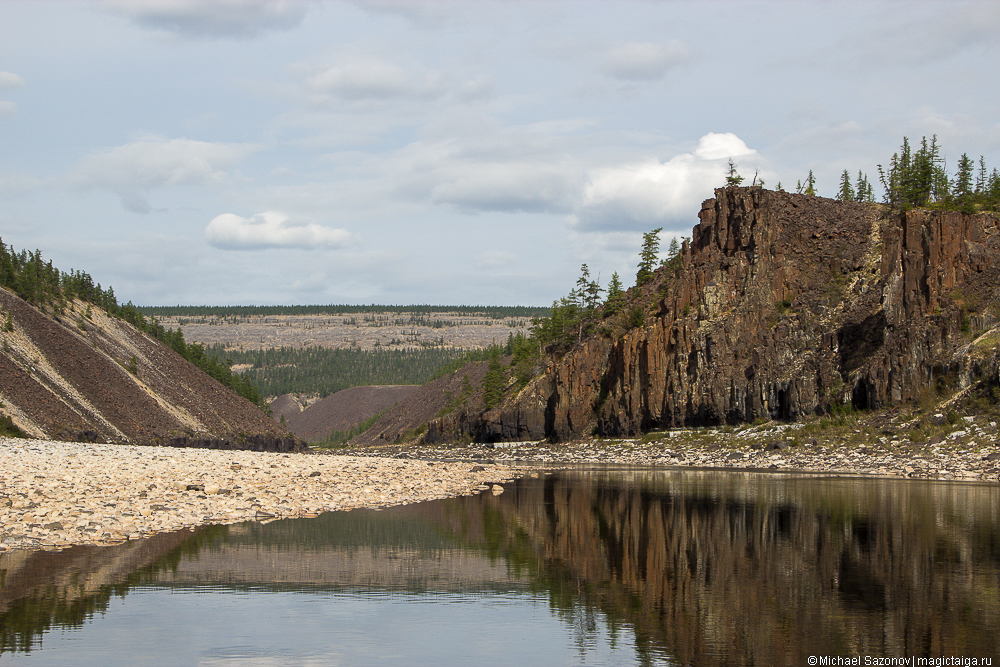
xmin=425 ymin=187 xmax=1000 ymax=443
xmin=0 ymin=287 xmax=300 ymax=450
xmin=345 ymin=360 xmax=492 ymax=448
xmin=282 ymin=385 xmax=420 ymax=443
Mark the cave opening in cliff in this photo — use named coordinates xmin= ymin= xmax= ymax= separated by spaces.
xmin=776 ymin=388 xmax=790 ymax=420
xmin=852 ymin=382 xmax=871 ymax=410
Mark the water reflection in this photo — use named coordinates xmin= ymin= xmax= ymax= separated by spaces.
xmin=484 ymin=470 xmax=1000 ymax=664
xmin=1 ymin=469 xmax=999 ymax=665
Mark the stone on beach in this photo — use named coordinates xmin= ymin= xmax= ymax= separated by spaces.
xmin=0 ymin=437 xmax=523 ymax=553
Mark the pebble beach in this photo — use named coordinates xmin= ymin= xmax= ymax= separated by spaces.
xmin=347 ymin=414 xmax=1000 ymax=483
xmin=0 ymin=437 xmax=522 ymax=553
xmin=6 ymin=412 xmax=1000 ymax=553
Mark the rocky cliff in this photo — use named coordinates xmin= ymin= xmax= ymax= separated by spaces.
xmin=0 ymin=288 xmax=302 ymax=450
xmin=430 ymin=187 xmax=1000 ymax=442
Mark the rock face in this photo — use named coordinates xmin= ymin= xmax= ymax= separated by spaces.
xmin=430 ymin=188 xmax=1000 ymax=442
xmin=0 ymin=289 xmax=298 ymax=449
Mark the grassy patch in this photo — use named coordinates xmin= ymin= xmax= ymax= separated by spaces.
xmin=397 ymin=422 xmax=428 ymax=443
xmin=315 ymin=410 xmax=388 ymax=449
xmin=0 ymin=414 xmax=27 ymax=438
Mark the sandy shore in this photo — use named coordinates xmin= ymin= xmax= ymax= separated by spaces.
xmin=0 ymin=437 xmax=523 ymax=553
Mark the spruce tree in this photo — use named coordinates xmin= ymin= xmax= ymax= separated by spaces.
xmin=909 ymin=136 xmax=937 ymax=207
xmin=725 ymin=160 xmax=744 ymax=187
xmin=664 ymin=237 xmax=682 ymax=271
xmin=838 ymin=170 xmax=855 ymax=201
xmin=988 ymin=169 xmax=1000 ymax=212
xmin=604 ymin=272 xmax=624 ymax=316
xmin=953 ymin=153 xmax=976 ymax=214
xmin=854 ymin=171 xmax=873 ymax=202
xmin=482 ymin=348 xmax=505 ymax=409
xmin=975 ymin=156 xmax=988 ymax=205
xmin=574 ymin=264 xmax=602 ymax=311
xmin=573 ymin=264 xmax=590 ymax=309
xmin=636 ymin=228 xmax=662 ymax=287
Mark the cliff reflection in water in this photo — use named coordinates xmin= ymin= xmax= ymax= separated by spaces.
xmin=470 ymin=469 xmax=1000 ymax=664
xmin=1 ymin=469 xmax=999 ymax=665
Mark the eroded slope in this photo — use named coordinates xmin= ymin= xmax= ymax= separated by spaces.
xmin=0 ymin=289 xmax=295 ymax=448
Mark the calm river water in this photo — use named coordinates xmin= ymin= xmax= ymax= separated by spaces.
xmin=1 ymin=468 xmax=999 ymax=666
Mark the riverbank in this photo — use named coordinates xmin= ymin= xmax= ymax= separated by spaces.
xmin=342 ymin=412 xmax=1000 ymax=483
xmin=0 ymin=437 xmax=523 ymax=553
xmin=6 ymin=409 xmax=1000 ymax=553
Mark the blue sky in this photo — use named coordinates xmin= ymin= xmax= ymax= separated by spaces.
xmin=1 ymin=0 xmax=998 ymax=306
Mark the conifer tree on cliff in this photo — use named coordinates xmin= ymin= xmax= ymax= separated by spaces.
xmin=636 ymin=228 xmax=662 ymax=287
xmin=954 ymin=153 xmax=976 ymax=214
xmin=975 ymin=156 xmax=988 ymax=204
xmin=725 ymin=159 xmax=744 ymax=186
xmin=988 ymin=169 xmax=1000 ymax=212
xmin=854 ymin=171 xmax=874 ymax=202
xmin=838 ymin=170 xmax=855 ymax=201
xmin=604 ymin=272 xmax=624 ymax=316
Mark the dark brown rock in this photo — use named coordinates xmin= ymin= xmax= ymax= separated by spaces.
xmin=430 ymin=188 xmax=1000 ymax=443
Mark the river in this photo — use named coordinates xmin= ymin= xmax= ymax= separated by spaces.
xmin=1 ymin=468 xmax=998 ymax=665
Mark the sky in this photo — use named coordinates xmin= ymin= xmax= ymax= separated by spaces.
xmin=1 ymin=0 xmax=999 ymax=307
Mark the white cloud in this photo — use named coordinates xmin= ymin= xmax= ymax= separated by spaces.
xmin=71 ymin=136 xmax=259 ymax=212
xmin=575 ymin=132 xmax=757 ymax=232
xmin=205 ymin=211 xmax=351 ymax=250
xmin=0 ymin=72 xmax=26 ymax=90
xmin=693 ymin=132 xmax=756 ymax=161
xmin=602 ymin=41 xmax=688 ymax=81
xmin=305 ymin=56 xmax=446 ymax=101
xmin=0 ymin=101 xmax=17 ymax=117
xmin=106 ymin=0 xmax=309 ymax=39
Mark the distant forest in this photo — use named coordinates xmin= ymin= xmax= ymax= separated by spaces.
xmin=0 ymin=239 xmax=264 ymax=407
xmin=209 ymin=344 xmax=468 ymax=398
xmin=141 ymin=304 xmax=550 ymax=319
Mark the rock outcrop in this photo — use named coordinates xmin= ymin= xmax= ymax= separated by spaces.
xmin=430 ymin=188 xmax=1000 ymax=442
xmin=0 ymin=288 xmax=299 ymax=449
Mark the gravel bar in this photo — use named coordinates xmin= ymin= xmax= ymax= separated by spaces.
xmin=0 ymin=437 xmax=523 ymax=553
xmin=344 ymin=419 xmax=1000 ymax=483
